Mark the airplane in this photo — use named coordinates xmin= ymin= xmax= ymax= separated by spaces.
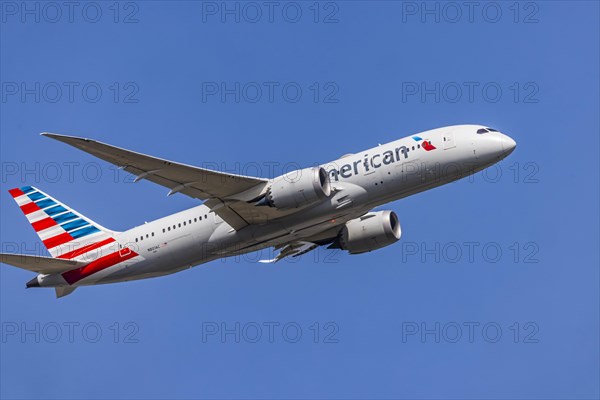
xmin=1 ymin=124 xmax=516 ymax=298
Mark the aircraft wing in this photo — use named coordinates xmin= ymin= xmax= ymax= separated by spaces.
xmin=42 ymin=133 xmax=270 ymax=229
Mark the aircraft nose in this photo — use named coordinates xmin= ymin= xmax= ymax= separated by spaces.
xmin=472 ymin=128 xmax=516 ymax=162
xmin=501 ymin=134 xmax=517 ymax=155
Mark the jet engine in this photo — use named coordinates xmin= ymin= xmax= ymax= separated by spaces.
xmin=330 ymin=210 xmax=401 ymax=254
xmin=256 ymin=167 xmax=331 ymax=210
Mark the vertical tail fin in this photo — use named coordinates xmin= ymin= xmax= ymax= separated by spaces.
xmin=8 ymin=186 xmax=118 ymax=259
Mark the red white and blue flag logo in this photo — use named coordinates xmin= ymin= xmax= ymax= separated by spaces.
xmin=412 ymin=136 xmax=436 ymax=151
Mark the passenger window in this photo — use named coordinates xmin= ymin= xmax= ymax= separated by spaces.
xmin=205 ymin=214 xmax=207 ymax=219
xmin=163 ymin=229 xmax=165 ymax=233
xmin=140 ymin=236 xmax=143 ymax=241
xmin=178 ymin=223 xmax=181 ymax=228
xmin=172 ymin=225 xmax=175 ymax=230
xmin=146 ymin=234 xmax=149 ymax=238
xmin=135 ymin=238 xmax=138 ymax=242
xmin=152 ymin=232 xmax=154 ymax=237
xmin=183 ymin=221 xmax=186 ymax=226
xmin=194 ymin=218 xmax=197 ymax=222
xmin=168 ymin=227 xmax=171 ymax=231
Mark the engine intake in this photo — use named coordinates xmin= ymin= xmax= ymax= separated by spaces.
xmin=331 ymin=210 xmax=401 ymax=254
xmin=257 ymin=167 xmax=331 ymax=210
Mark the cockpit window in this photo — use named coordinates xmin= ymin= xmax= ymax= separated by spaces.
xmin=477 ymin=127 xmax=501 ymax=134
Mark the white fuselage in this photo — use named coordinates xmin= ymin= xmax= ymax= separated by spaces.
xmin=38 ymin=124 xmax=516 ymax=288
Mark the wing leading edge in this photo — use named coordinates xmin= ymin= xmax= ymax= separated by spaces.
xmin=41 ymin=133 xmax=269 ymax=229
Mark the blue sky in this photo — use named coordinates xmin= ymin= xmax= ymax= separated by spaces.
xmin=1 ymin=2 xmax=598 ymax=399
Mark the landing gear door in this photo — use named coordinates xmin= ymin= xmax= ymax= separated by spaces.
xmin=443 ymin=131 xmax=456 ymax=150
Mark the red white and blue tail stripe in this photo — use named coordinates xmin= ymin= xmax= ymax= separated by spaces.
xmin=8 ymin=186 xmax=118 ymax=258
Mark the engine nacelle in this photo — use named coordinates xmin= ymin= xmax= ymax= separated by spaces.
xmin=259 ymin=167 xmax=331 ymax=210
xmin=333 ymin=210 xmax=401 ymax=254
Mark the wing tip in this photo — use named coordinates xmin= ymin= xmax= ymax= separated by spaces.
xmin=41 ymin=132 xmax=91 ymax=143
xmin=40 ymin=132 xmax=63 ymax=139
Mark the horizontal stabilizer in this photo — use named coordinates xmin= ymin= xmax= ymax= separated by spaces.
xmin=0 ymin=253 xmax=87 ymax=275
